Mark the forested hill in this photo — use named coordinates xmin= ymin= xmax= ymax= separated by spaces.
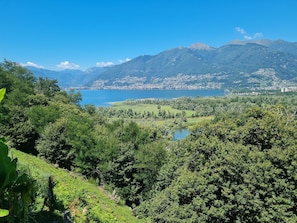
xmin=28 ymin=39 xmax=297 ymax=90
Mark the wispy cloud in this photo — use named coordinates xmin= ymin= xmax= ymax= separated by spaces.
xmin=20 ymin=61 xmax=44 ymax=69
xmin=244 ymin=35 xmax=252 ymax=40
xmin=235 ymin=27 xmax=263 ymax=40
xmin=95 ymin=58 xmax=130 ymax=67
xmin=118 ymin=58 xmax=131 ymax=64
xmin=235 ymin=27 xmax=246 ymax=35
xmin=254 ymin=32 xmax=263 ymax=38
xmin=57 ymin=61 xmax=80 ymax=70
xmin=96 ymin=61 xmax=115 ymax=67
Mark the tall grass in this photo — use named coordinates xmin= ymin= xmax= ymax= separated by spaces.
xmin=13 ymin=149 xmax=143 ymax=223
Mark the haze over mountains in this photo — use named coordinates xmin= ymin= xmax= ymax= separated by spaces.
xmin=27 ymin=39 xmax=297 ymax=90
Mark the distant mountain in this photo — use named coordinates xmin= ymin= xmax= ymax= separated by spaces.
xmin=89 ymin=39 xmax=297 ymax=90
xmin=28 ymin=66 xmax=108 ymax=88
xmin=28 ymin=39 xmax=297 ymax=90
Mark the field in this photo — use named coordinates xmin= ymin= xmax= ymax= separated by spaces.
xmin=112 ymin=102 xmax=196 ymax=116
xmin=111 ymin=101 xmax=213 ymax=129
xmin=13 ymin=149 xmax=143 ymax=223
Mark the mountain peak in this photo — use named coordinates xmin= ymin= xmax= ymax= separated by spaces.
xmin=188 ymin=42 xmax=213 ymax=50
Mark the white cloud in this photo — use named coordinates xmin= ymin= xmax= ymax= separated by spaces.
xmin=235 ymin=27 xmax=246 ymax=35
xmin=118 ymin=58 xmax=131 ymax=64
xmin=95 ymin=58 xmax=131 ymax=67
xmin=235 ymin=27 xmax=263 ymax=40
xmin=20 ymin=61 xmax=44 ymax=69
xmin=254 ymin=32 xmax=263 ymax=38
xmin=57 ymin=61 xmax=80 ymax=70
xmin=244 ymin=35 xmax=252 ymax=40
xmin=96 ymin=61 xmax=115 ymax=67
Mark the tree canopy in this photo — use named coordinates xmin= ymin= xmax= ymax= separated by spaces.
xmin=137 ymin=106 xmax=297 ymax=222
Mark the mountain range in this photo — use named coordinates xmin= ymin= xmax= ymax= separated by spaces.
xmin=28 ymin=39 xmax=297 ymax=90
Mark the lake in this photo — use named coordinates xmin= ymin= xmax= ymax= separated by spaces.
xmin=78 ymin=89 xmax=225 ymax=106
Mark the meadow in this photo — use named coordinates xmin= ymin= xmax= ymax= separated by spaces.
xmin=107 ymin=101 xmax=213 ymax=139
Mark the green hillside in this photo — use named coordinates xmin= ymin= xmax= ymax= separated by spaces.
xmin=13 ymin=149 xmax=143 ymax=223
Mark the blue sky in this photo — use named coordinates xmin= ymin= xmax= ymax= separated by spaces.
xmin=1 ymin=0 xmax=297 ymax=70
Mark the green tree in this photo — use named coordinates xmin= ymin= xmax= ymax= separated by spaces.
xmin=106 ymin=143 xmax=139 ymax=207
xmin=28 ymin=104 xmax=61 ymax=134
xmin=35 ymin=77 xmax=60 ymax=97
xmin=36 ymin=118 xmax=74 ymax=169
xmin=5 ymin=106 xmax=38 ymax=154
xmin=66 ymin=113 xmax=97 ymax=174
xmin=134 ymin=141 xmax=167 ymax=197
xmin=0 ymin=61 xmax=38 ymax=152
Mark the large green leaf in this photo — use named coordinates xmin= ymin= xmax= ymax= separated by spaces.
xmin=0 ymin=141 xmax=18 ymax=190
xmin=0 ymin=88 xmax=5 ymax=103
xmin=0 ymin=208 xmax=9 ymax=217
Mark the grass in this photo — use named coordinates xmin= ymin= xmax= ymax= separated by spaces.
xmin=13 ymin=149 xmax=143 ymax=223
xmin=187 ymin=116 xmax=213 ymax=125
xmin=112 ymin=102 xmax=196 ymax=117
xmin=111 ymin=102 xmax=213 ymax=133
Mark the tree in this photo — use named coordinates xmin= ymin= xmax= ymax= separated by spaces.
xmin=134 ymin=141 xmax=167 ymax=196
xmin=65 ymin=113 xmax=97 ymax=174
xmin=36 ymin=118 xmax=74 ymax=169
xmin=0 ymin=62 xmax=38 ymax=152
xmin=67 ymin=89 xmax=82 ymax=105
xmin=5 ymin=106 xmax=38 ymax=154
xmin=106 ymin=143 xmax=140 ymax=207
xmin=35 ymin=77 xmax=60 ymax=97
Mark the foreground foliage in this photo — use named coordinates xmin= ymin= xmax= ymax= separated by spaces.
xmin=0 ymin=139 xmax=37 ymax=223
xmin=0 ymin=87 xmax=36 ymax=223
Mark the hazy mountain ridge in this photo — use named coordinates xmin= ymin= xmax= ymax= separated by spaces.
xmin=28 ymin=66 xmax=107 ymax=88
xmin=28 ymin=39 xmax=297 ymax=89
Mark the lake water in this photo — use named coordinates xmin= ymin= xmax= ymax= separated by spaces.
xmin=78 ymin=89 xmax=225 ymax=106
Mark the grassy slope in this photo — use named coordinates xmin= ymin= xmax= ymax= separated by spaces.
xmin=13 ymin=149 xmax=143 ymax=223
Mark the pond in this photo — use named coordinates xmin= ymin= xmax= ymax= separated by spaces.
xmin=174 ymin=129 xmax=190 ymax=140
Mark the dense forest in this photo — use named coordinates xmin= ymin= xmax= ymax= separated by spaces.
xmin=1 ymin=60 xmax=297 ymax=222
